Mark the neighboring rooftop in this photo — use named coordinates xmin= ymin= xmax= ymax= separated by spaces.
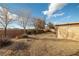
xmin=55 ymin=22 xmax=79 ymax=26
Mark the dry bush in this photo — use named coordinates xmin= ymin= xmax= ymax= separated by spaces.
xmin=6 ymin=29 xmax=24 ymax=38
xmin=10 ymin=42 xmax=30 ymax=50
xmin=0 ymin=29 xmax=49 ymax=39
xmin=0 ymin=29 xmax=24 ymax=38
xmin=6 ymin=41 xmax=31 ymax=56
xmin=27 ymin=29 xmax=36 ymax=34
xmin=35 ymin=29 xmax=45 ymax=34
xmin=27 ymin=29 xmax=46 ymax=34
xmin=17 ymin=34 xmax=28 ymax=39
xmin=0 ymin=37 xmax=12 ymax=48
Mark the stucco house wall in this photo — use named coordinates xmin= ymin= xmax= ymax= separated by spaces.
xmin=56 ymin=23 xmax=79 ymax=41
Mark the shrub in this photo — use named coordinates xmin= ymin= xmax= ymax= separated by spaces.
xmin=21 ymin=34 xmax=28 ymax=38
xmin=0 ymin=37 xmax=12 ymax=48
xmin=27 ymin=29 xmax=36 ymax=34
xmin=35 ymin=29 xmax=45 ymax=34
xmin=17 ymin=34 xmax=28 ymax=39
xmin=11 ymin=42 xmax=29 ymax=50
xmin=27 ymin=29 xmax=45 ymax=34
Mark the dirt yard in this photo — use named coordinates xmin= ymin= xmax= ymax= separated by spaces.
xmin=0 ymin=32 xmax=79 ymax=56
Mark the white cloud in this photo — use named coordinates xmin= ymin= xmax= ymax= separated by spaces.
xmin=53 ymin=12 xmax=64 ymax=17
xmin=42 ymin=3 xmax=67 ymax=19
xmin=8 ymin=12 xmax=18 ymax=20
xmin=64 ymin=15 xmax=71 ymax=19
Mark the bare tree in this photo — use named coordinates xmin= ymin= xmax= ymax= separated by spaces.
xmin=16 ymin=9 xmax=32 ymax=36
xmin=0 ymin=5 xmax=16 ymax=37
xmin=34 ymin=17 xmax=46 ymax=30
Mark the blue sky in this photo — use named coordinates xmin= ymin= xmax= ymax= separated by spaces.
xmin=4 ymin=3 xmax=49 ymax=19
xmin=51 ymin=3 xmax=79 ymax=24
xmin=0 ymin=3 xmax=49 ymax=28
xmin=0 ymin=3 xmax=79 ymax=28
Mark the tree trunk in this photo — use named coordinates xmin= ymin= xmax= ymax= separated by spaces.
xmin=55 ymin=26 xmax=58 ymax=38
xmin=24 ymin=27 xmax=28 ymax=35
xmin=4 ymin=27 xmax=7 ymax=37
xmin=22 ymin=28 xmax=28 ymax=38
xmin=24 ymin=28 xmax=26 ymax=34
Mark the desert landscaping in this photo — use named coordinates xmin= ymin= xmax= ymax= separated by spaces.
xmin=0 ymin=3 xmax=79 ymax=56
xmin=0 ymin=31 xmax=79 ymax=56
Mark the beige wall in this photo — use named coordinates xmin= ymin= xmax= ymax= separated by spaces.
xmin=57 ymin=24 xmax=79 ymax=41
